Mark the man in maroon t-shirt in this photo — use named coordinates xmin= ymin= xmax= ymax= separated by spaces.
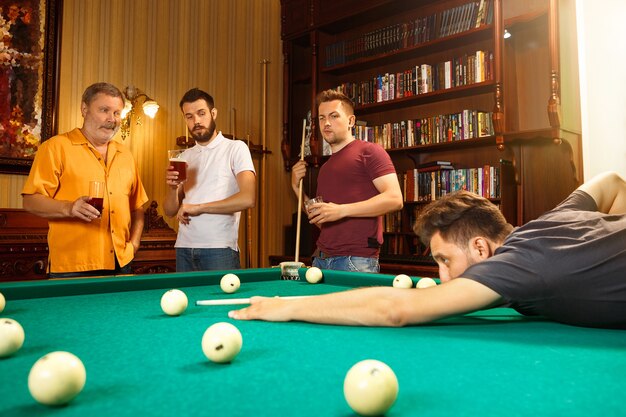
xmin=291 ymin=90 xmax=403 ymax=272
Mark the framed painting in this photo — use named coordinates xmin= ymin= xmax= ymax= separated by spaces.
xmin=0 ymin=0 xmax=62 ymax=175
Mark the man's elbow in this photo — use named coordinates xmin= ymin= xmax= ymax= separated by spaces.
xmin=245 ymin=199 xmax=256 ymax=210
xmin=22 ymin=194 xmax=42 ymax=216
xmin=22 ymin=195 xmax=34 ymax=213
xmin=243 ymin=192 xmax=256 ymax=209
xmin=395 ymin=197 xmax=404 ymax=211
xmin=379 ymin=299 xmax=411 ymax=327
xmin=163 ymin=205 xmax=177 ymax=218
xmin=391 ymin=194 xmax=403 ymax=211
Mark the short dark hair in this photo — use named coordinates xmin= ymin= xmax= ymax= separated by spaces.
xmin=82 ymin=82 xmax=123 ymax=106
xmin=413 ymin=191 xmax=513 ymax=248
xmin=316 ymin=89 xmax=355 ymax=115
xmin=179 ymin=88 xmax=215 ymax=110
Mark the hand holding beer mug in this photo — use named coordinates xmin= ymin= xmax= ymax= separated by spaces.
xmin=168 ymin=150 xmax=187 ymax=183
xmin=88 ymin=180 xmax=105 ymax=215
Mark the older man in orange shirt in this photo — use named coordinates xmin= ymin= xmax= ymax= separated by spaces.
xmin=22 ymin=82 xmax=148 ymax=277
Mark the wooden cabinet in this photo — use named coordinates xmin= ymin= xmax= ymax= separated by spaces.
xmin=0 ymin=202 xmax=176 ymax=281
xmin=279 ymin=0 xmax=581 ymax=273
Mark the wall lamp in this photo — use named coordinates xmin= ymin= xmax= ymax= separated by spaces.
xmin=120 ymin=85 xmax=159 ymax=140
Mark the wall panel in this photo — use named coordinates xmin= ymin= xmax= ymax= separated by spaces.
xmin=1 ymin=0 xmax=292 ymax=267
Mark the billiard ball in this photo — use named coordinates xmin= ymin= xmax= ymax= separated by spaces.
xmin=28 ymin=351 xmax=86 ymax=406
xmin=343 ymin=359 xmax=399 ymax=416
xmin=416 ymin=277 xmax=437 ymax=289
xmin=0 ymin=318 xmax=25 ymax=357
xmin=201 ymin=322 xmax=243 ymax=363
xmin=0 ymin=292 xmax=5 ymax=313
xmin=160 ymin=289 xmax=188 ymax=316
xmin=392 ymin=274 xmax=413 ymax=289
xmin=220 ymin=274 xmax=241 ymax=294
xmin=305 ymin=267 xmax=323 ymax=284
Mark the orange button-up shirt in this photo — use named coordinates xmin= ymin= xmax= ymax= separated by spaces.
xmin=22 ymin=128 xmax=149 ymax=273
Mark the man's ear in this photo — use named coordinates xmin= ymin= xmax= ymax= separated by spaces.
xmin=348 ymin=114 xmax=356 ymax=128
xmin=80 ymin=102 xmax=87 ymax=117
xmin=211 ymin=108 xmax=218 ymax=120
xmin=469 ymin=237 xmax=493 ymax=260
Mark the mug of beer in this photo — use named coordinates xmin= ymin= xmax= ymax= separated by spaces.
xmin=88 ymin=180 xmax=105 ymax=214
xmin=168 ymin=150 xmax=188 ymax=182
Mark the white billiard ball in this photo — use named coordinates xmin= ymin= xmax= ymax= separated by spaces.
xmin=0 ymin=318 xmax=25 ymax=357
xmin=220 ymin=274 xmax=241 ymax=294
xmin=201 ymin=322 xmax=243 ymax=363
xmin=305 ymin=267 xmax=323 ymax=284
xmin=343 ymin=359 xmax=399 ymax=416
xmin=160 ymin=289 xmax=188 ymax=316
xmin=392 ymin=274 xmax=413 ymax=289
xmin=28 ymin=351 xmax=86 ymax=406
xmin=0 ymin=292 xmax=5 ymax=313
xmin=416 ymin=277 xmax=437 ymax=289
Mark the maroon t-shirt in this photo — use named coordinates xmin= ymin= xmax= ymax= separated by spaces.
xmin=316 ymin=140 xmax=396 ymax=257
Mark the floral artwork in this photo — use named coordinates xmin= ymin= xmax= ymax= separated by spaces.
xmin=0 ymin=0 xmax=60 ymax=174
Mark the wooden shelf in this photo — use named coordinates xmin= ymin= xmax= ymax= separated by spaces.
xmin=322 ymin=25 xmax=494 ymax=75
xmin=354 ymin=81 xmax=496 ymax=115
xmin=385 ymin=135 xmax=496 ymax=153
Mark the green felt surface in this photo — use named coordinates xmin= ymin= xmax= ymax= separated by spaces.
xmin=1 ymin=269 xmax=625 ymax=417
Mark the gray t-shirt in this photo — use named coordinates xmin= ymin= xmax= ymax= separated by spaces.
xmin=463 ymin=190 xmax=626 ymax=328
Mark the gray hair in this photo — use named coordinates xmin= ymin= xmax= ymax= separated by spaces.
xmin=82 ymin=82 xmax=124 ymax=106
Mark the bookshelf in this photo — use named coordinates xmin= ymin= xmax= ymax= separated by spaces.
xmin=279 ymin=0 xmax=581 ymax=274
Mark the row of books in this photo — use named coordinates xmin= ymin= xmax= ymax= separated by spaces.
xmin=383 ymin=200 xmax=444 ymax=234
xmin=383 ymin=191 xmax=503 ymax=250
xmin=401 ymin=165 xmax=502 ymax=202
xmin=383 ymin=211 xmax=404 ymax=234
xmin=324 ymin=0 xmax=494 ymax=67
xmin=440 ymin=0 xmax=494 ymax=38
xmin=334 ymin=50 xmax=493 ymax=107
xmin=353 ymin=110 xmax=495 ymax=149
xmin=380 ymin=233 xmax=414 ymax=256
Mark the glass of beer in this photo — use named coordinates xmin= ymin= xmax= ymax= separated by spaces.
xmin=168 ymin=150 xmax=188 ymax=182
xmin=88 ymin=181 xmax=105 ymax=214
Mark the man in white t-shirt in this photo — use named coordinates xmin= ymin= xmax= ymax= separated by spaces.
xmin=164 ymin=88 xmax=256 ymax=272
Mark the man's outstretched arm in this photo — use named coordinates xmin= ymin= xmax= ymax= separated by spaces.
xmin=228 ymin=278 xmax=502 ymax=326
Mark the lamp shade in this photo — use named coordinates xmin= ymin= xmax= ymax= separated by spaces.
xmin=121 ymin=98 xmax=133 ymax=119
xmin=142 ymin=100 xmax=159 ymax=118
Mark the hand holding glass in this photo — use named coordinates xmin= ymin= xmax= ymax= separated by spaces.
xmin=168 ymin=150 xmax=187 ymax=182
xmin=304 ymin=196 xmax=324 ymax=213
xmin=88 ymin=181 xmax=104 ymax=214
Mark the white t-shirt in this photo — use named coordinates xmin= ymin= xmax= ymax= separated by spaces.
xmin=175 ymin=132 xmax=255 ymax=250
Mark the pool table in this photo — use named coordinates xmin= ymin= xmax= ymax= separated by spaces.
xmin=1 ymin=268 xmax=625 ymax=417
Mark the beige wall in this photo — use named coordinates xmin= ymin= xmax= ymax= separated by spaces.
xmin=576 ymin=0 xmax=626 ymax=179
xmin=0 ymin=0 xmax=294 ymax=267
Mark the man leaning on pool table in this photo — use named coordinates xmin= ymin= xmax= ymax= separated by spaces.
xmin=231 ymin=171 xmax=626 ymax=329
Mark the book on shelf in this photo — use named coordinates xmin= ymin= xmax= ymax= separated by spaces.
xmin=401 ymin=165 xmax=501 ymax=203
xmin=335 ymin=49 xmax=493 ymax=107
xmin=351 ymin=109 xmax=494 ymax=149
xmin=323 ymin=0 xmax=494 ymax=69
xmin=417 ymin=160 xmax=452 ymax=169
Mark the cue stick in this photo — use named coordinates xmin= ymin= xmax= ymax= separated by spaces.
xmin=196 ymin=295 xmax=312 ymax=306
xmin=233 ymin=106 xmax=253 ymax=269
xmin=294 ymin=119 xmax=306 ymax=263
xmin=259 ymin=59 xmax=270 ymax=267
xmin=245 ymin=134 xmax=253 ymax=268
